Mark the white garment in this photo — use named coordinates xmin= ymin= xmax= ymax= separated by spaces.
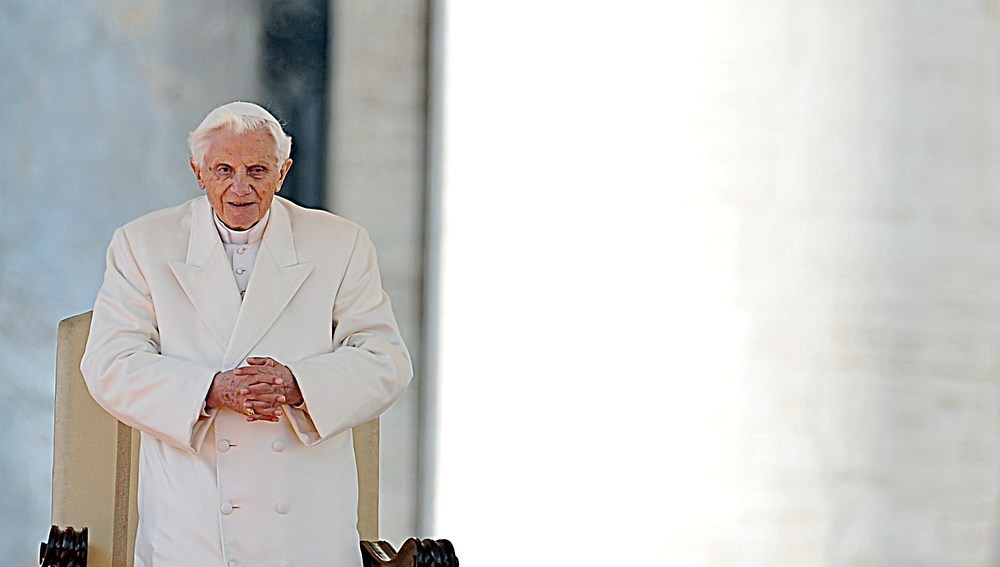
xmin=82 ymin=196 xmax=412 ymax=567
xmin=213 ymin=210 xmax=269 ymax=297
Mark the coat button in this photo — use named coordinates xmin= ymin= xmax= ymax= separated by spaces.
xmin=236 ymin=267 xmax=246 ymax=275
xmin=220 ymin=502 xmax=234 ymax=515
xmin=272 ymin=439 xmax=286 ymax=452
xmin=217 ymin=439 xmax=231 ymax=452
xmin=276 ymin=501 xmax=290 ymax=514
xmin=228 ymin=561 xmax=238 ymax=567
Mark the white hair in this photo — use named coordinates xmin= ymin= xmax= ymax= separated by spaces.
xmin=187 ymin=101 xmax=292 ymax=168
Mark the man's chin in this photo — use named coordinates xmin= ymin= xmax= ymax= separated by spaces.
xmin=221 ymin=215 xmax=259 ymax=231
xmin=221 ymin=205 xmax=260 ymax=230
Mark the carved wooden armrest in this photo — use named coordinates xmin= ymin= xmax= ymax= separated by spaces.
xmin=40 ymin=526 xmax=459 ymax=567
xmin=39 ymin=526 xmax=88 ymax=567
xmin=362 ymin=538 xmax=459 ymax=567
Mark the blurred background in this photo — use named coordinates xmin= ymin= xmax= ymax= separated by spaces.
xmin=5 ymin=0 xmax=1000 ymax=565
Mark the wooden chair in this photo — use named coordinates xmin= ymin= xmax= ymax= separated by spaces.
xmin=47 ymin=312 xmax=455 ymax=567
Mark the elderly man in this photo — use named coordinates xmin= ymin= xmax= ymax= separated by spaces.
xmin=81 ymin=101 xmax=412 ymax=566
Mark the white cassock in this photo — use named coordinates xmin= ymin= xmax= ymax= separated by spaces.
xmin=212 ymin=206 xmax=269 ymax=299
xmin=81 ymin=195 xmax=412 ymax=567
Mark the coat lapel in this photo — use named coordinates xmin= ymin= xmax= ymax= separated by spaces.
xmin=223 ymin=198 xmax=314 ymax=366
xmin=168 ymin=198 xmax=242 ymax=351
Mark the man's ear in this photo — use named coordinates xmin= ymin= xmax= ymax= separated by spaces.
xmin=275 ymin=158 xmax=293 ymax=193
xmin=189 ymin=157 xmax=205 ymax=190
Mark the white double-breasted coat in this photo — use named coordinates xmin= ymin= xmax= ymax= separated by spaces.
xmin=81 ymin=196 xmax=412 ymax=567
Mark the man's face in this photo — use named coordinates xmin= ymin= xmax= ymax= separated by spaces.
xmin=190 ymin=128 xmax=293 ymax=231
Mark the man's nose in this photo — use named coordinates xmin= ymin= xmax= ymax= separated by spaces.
xmin=230 ymin=173 xmax=252 ymax=195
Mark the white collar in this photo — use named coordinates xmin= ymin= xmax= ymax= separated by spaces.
xmin=213 ymin=209 xmax=270 ymax=245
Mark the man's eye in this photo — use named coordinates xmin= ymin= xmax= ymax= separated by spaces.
xmin=216 ymin=165 xmax=232 ymax=175
xmin=250 ymin=167 xmax=266 ymax=176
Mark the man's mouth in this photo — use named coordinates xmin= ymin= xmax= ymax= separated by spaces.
xmin=228 ymin=202 xmax=256 ymax=208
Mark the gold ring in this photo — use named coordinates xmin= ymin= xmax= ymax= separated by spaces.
xmin=244 ymin=407 xmax=255 ymax=416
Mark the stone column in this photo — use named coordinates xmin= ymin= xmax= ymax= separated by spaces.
xmin=326 ymin=0 xmax=429 ymax=542
xmin=431 ymin=1 xmax=1000 ymax=564
xmin=697 ymin=1 xmax=1000 ymax=564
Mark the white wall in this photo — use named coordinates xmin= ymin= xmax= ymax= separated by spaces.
xmin=431 ymin=2 xmax=1000 ymax=565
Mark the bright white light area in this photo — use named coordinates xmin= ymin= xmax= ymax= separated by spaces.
xmin=432 ymin=3 xmax=746 ymax=564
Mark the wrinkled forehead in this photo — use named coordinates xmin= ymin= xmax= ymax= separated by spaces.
xmin=203 ymin=127 xmax=280 ymax=164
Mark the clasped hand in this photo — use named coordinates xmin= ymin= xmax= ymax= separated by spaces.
xmin=206 ymin=357 xmax=304 ymax=422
